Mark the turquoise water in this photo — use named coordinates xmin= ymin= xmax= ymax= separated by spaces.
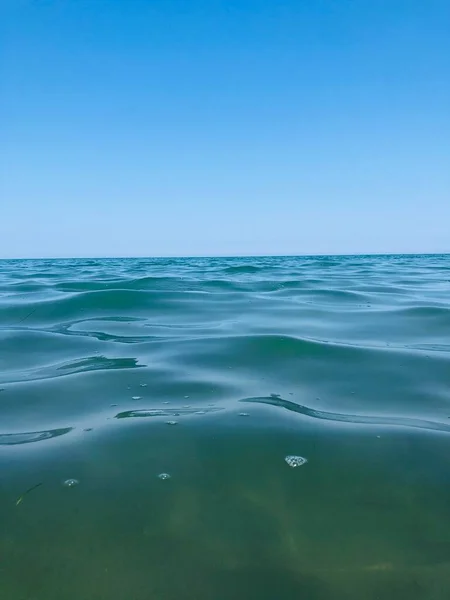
xmin=1 ymin=255 xmax=450 ymax=599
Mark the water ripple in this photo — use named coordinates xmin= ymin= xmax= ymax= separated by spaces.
xmin=0 ymin=355 xmax=144 ymax=384
xmin=1 ymin=254 xmax=449 ymax=440
xmin=0 ymin=427 xmax=73 ymax=445
xmin=241 ymin=395 xmax=450 ymax=434
xmin=115 ymin=406 xmax=223 ymax=419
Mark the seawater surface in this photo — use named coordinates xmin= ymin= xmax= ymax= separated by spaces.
xmin=1 ymin=255 xmax=450 ymax=600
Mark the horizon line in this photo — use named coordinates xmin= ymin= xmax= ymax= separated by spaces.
xmin=0 ymin=251 xmax=448 ymax=261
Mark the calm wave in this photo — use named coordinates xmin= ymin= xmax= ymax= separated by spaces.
xmin=1 ymin=255 xmax=450 ymax=599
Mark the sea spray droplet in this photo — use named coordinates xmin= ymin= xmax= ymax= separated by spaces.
xmin=285 ymin=456 xmax=307 ymax=468
xmin=63 ymin=479 xmax=79 ymax=487
xmin=158 ymin=473 xmax=171 ymax=480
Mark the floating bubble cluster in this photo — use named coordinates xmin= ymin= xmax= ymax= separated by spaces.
xmin=63 ymin=478 xmax=79 ymax=487
xmin=284 ymin=455 xmax=307 ymax=468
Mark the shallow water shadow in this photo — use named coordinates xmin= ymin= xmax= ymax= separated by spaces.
xmin=204 ymin=566 xmax=328 ymax=600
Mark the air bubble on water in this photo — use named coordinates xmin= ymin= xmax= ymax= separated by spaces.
xmin=285 ymin=455 xmax=307 ymax=468
xmin=63 ymin=479 xmax=79 ymax=487
xmin=132 ymin=396 xmax=142 ymax=400
xmin=166 ymin=420 xmax=178 ymax=425
xmin=158 ymin=473 xmax=171 ymax=480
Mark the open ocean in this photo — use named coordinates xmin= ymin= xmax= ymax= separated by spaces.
xmin=1 ymin=254 xmax=450 ymax=600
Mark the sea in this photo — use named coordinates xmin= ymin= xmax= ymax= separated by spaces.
xmin=1 ymin=254 xmax=450 ymax=600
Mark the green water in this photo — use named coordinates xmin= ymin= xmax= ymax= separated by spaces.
xmin=1 ymin=255 xmax=450 ymax=599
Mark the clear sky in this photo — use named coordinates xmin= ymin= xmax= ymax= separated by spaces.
xmin=2 ymin=0 xmax=449 ymax=258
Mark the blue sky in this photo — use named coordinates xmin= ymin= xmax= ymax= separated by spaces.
xmin=2 ymin=0 xmax=449 ymax=258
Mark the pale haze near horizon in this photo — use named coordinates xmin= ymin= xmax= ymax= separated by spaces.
xmin=1 ymin=1 xmax=449 ymax=259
